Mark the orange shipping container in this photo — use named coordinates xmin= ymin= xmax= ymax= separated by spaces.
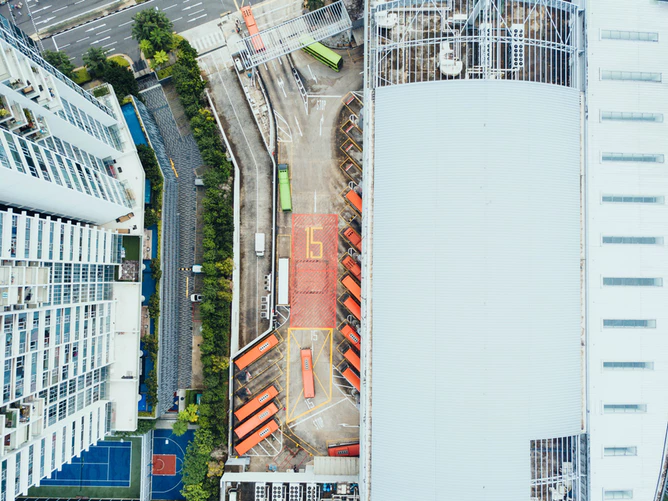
xmin=234 ymin=386 xmax=279 ymax=422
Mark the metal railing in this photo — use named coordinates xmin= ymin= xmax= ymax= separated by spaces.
xmin=0 ymin=15 xmax=116 ymax=119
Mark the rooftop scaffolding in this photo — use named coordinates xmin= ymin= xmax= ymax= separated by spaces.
xmin=368 ymin=0 xmax=583 ymax=88
xmin=237 ymin=1 xmax=352 ymax=69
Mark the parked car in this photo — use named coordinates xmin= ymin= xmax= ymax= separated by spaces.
xmin=190 ymin=294 xmax=202 ymax=303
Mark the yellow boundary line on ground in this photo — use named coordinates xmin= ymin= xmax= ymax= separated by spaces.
xmin=286 ymin=328 xmax=333 ymax=423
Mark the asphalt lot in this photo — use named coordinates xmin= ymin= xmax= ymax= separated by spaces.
xmin=0 ymin=0 xmax=120 ymax=35
xmin=40 ymin=0 xmax=234 ymax=66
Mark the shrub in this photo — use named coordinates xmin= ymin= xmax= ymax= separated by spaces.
xmin=93 ymin=86 xmax=110 ymax=97
xmin=72 ymin=68 xmax=92 ymax=85
xmin=83 ymin=47 xmax=109 ymax=78
xmin=103 ymin=60 xmax=139 ymax=99
xmin=156 ymin=65 xmax=174 ymax=80
xmin=108 ymin=55 xmax=131 ymax=68
xmin=43 ymin=50 xmax=75 ymax=78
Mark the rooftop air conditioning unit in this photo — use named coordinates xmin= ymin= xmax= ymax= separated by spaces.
xmin=374 ymin=10 xmax=398 ymax=28
xmin=439 ymin=41 xmax=463 ymax=76
xmin=510 ymin=24 xmax=525 ymax=69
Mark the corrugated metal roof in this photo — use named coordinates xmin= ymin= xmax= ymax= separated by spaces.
xmin=369 ymin=80 xmax=582 ymax=500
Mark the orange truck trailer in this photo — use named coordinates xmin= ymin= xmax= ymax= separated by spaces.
xmin=343 ymin=296 xmax=361 ymax=320
xmin=343 ymin=227 xmax=362 ymax=251
xmin=301 ymin=348 xmax=315 ymax=399
xmin=342 ymin=366 xmax=360 ymax=391
xmin=343 ymin=347 xmax=360 ymax=372
xmin=234 ymin=334 xmax=279 ymax=370
xmin=341 ymin=255 xmax=361 ymax=281
xmin=235 ymin=419 xmax=279 ymax=456
xmin=341 ymin=324 xmax=361 ymax=350
xmin=345 ymin=190 xmax=362 ymax=213
xmin=328 ymin=442 xmax=360 ymax=457
xmin=341 ymin=275 xmax=361 ymax=301
xmin=234 ymin=386 xmax=279 ymax=422
xmin=234 ymin=403 xmax=279 ymax=439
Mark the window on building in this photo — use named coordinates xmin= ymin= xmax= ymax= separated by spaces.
xmin=603 ymin=362 xmax=654 ymax=370
xmin=601 ymin=70 xmax=662 ymax=82
xmin=601 ymin=30 xmax=659 ymax=42
xmin=602 ymin=236 xmax=663 ymax=245
xmin=603 ymin=404 xmax=647 ymax=413
xmin=603 ymin=278 xmax=663 ymax=286
xmin=604 ymin=490 xmax=633 ymax=500
xmin=602 ymin=195 xmax=664 ymax=204
xmin=602 ymin=153 xmax=664 ymax=163
xmin=603 ymin=319 xmax=656 ymax=328
xmin=601 ymin=111 xmax=663 ymax=123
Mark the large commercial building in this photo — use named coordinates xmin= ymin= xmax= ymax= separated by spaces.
xmin=0 ymin=16 xmax=144 ymax=501
xmin=360 ymin=0 xmax=668 ymax=500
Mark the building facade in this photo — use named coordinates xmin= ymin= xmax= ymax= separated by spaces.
xmin=0 ymin=16 xmax=144 ymax=501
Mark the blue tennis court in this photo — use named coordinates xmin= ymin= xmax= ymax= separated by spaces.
xmin=40 ymin=441 xmax=132 ymax=487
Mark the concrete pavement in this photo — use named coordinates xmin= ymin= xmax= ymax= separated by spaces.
xmin=42 ymin=0 xmax=234 ymax=66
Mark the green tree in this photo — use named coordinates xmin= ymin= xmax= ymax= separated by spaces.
xmin=83 ymin=47 xmax=109 ymax=78
xmin=132 ymin=9 xmax=173 ymax=44
xmin=180 ymin=404 xmax=199 ymax=423
xmin=181 ymin=483 xmax=208 ymax=501
xmin=43 ymin=50 xmax=75 ymax=78
xmin=103 ymin=61 xmax=140 ymax=99
xmin=172 ymin=419 xmax=188 ymax=436
xmin=210 ymin=355 xmax=229 ymax=373
xmin=149 ymin=28 xmax=173 ymax=53
xmin=139 ymin=39 xmax=155 ymax=59
xmin=152 ymin=50 xmax=169 ymax=66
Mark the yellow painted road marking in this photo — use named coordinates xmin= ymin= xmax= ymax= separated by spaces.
xmin=170 ymin=158 xmax=178 ymax=178
xmin=185 ymin=276 xmax=189 ymax=298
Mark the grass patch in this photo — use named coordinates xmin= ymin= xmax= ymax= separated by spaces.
xmin=72 ymin=67 xmax=92 ymax=85
xmin=93 ymin=86 xmax=110 ymax=97
xmin=122 ymin=235 xmax=140 ymax=261
xmin=108 ymin=55 xmax=130 ymax=68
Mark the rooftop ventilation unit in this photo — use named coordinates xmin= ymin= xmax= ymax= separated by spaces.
xmin=439 ymin=41 xmax=463 ymax=76
xmin=374 ymin=10 xmax=398 ymax=29
xmin=479 ymin=23 xmax=492 ymax=69
xmin=289 ymin=483 xmax=303 ymax=501
xmin=510 ymin=24 xmax=525 ymax=69
xmin=272 ymin=483 xmax=286 ymax=501
xmin=254 ymin=483 xmax=267 ymax=501
xmin=306 ymin=483 xmax=320 ymax=501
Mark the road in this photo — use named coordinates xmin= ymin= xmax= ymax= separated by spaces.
xmin=1 ymin=0 xmax=122 ymax=36
xmin=40 ymin=0 xmax=234 ymax=66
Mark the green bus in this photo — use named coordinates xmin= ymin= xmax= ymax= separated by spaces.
xmin=300 ymin=36 xmax=343 ymax=72
xmin=278 ymin=163 xmax=292 ymax=212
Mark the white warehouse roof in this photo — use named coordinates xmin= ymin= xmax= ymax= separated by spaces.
xmin=368 ymin=80 xmax=583 ymax=500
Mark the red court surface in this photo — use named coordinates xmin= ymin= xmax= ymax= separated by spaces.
xmin=291 ymin=214 xmax=338 ymax=328
xmin=152 ymin=454 xmax=177 ymax=476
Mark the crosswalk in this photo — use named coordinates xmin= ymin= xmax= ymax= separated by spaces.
xmin=190 ymin=31 xmax=226 ymax=54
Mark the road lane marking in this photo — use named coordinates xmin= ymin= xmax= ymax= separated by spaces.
xmin=35 ymin=16 xmax=55 ymax=25
xmin=308 ymin=64 xmax=317 ymax=83
xmin=187 ymin=14 xmax=207 ymax=22
xmin=85 ymin=24 xmax=105 ymax=32
xmin=294 ymin=116 xmax=303 ymax=137
xmin=164 ymin=4 xmax=177 ymax=10
xmin=75 ymin=37 xmax=90 ymax=43
xmin=182 ymin=1 xmax=202 ymax=10
xmin=123 ymin=35 xmax=133 ymax=40
xmin=75 ymin=0 xmax=86 ymax=4
xmin=119 ymin=20 xmax=133 ymax=26
xmin=52 ymin=6 xmax=67 ymax=13
xmin=102 ymin=41 xmax=117 ymax=48
xmin=59 ymin=43 xmax=71 ymax=49
xmin=172 ymin=16 xmax=183 ymax=21
xmin=90 ymin=36 xmax=111 ymax=45
xmin=188 ymin=8 xmax=205 ymax=15
xmin=96 ymin=28 xmax=111 ymax=35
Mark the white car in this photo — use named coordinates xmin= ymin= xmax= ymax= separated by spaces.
xmin=190 ymin=294 xmax=202 ymax=303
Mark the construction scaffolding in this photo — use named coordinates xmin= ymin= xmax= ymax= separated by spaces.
xmin=368 ymin=0 xmax=583 ymax=88
xmin=237 ymin=1 xmax=352 ymax=69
